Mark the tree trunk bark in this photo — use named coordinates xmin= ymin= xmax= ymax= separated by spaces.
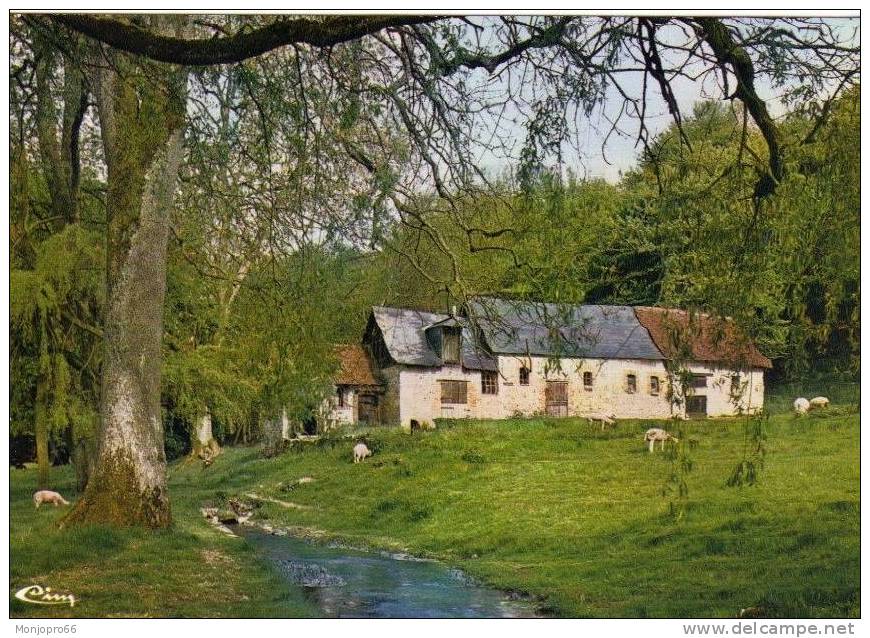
xmin=33 ymin=31 xmax=87 ymax=226
xmin=64 ymin=20 xmax=188 ymax=527
xmin=191 ymin=411 xmax=221 ymax=462
xmin=35 ymin=376 xmax=50 ymax=490
xmin=281 ymin=408 xmax=291 ymax=440
xmin=68 ymin=413 xmax=97 ymax=493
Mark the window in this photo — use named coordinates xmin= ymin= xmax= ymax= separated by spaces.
xmin=519 ymin=366 xmax=530 ymax=386
xmin=731 ymin=374 xmax=742 ymax=392
xmin=440 ymin=380 xmax=468 ymax=404
xmin=337 ymin=387 xmax=345 ymax=407
xmin=686 ymin=395 xmax=707 ymax=417
xmin=690 ymin=374 xmax=708 ymax=389
xmin=482 ymin=371 xmax=499 ymax=395
xmin=441 ymin=327 xmax=460 ymax=363
xmin=626 ymin=374 xmax=637 ymax=394
xmin=650 ymin=376 xmax=660 ymax=396
xmin=583 ymin=371 xmax=593 ymax=390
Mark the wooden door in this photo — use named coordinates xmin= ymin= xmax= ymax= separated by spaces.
xmin=545 ymin=381 xmax=569 ymax=417
xmin=358 ymin=393 xmax=380 ymax=425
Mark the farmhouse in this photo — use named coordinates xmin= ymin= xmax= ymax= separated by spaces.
xmin=329 ymin=297 xmax=771 ymax=429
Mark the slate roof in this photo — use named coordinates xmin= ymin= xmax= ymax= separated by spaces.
xmin=368 ymin=299 xmax=770 ymax=370
xmin=634 ymin=306 xmax=772 ymax=369
xmin=467 ymin=297 xmax=665 ymax=361
xmin=369 ymin=306 xmax=497 ymax=370
xmin=334 ymin=345 xmax=383 ymax=386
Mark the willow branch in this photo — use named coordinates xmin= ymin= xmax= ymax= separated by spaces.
xmin=46 ymin=14 xmax=442 ymax=65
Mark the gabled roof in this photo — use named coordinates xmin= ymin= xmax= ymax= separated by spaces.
xmin=334 ymin=344 xmax=382 ymax=386
xmin=370 ymin=307 xmax=445 ymax=367
xmin=367 ymin=299 xmax=771 ymax=371
xmin=467 ymin=297 xmax=665 ymax=361
xmin=634 ymin=306 xmax=772 ymax=369
xmin=369 ymin=306 xmax=497 ymax=371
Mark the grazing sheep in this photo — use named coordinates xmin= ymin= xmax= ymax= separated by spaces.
xmin=809 ymin=396 xmax=830 ymax=410
xmin=793 ymin=397 xmax=810 ymax=415
xmin=33 ymin=490 xmax=69 ymax=508
xmin=644 ymin=428 xmax=678 ymax=453
xmin=587 ymin=412 xmax=616 ymax=430
xmin=353 ymin=442 xmax=372 ymax=463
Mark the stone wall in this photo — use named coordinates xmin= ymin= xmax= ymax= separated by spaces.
xmin=681 ymin=363 xmax=765 ymax=417
xmin=389 ymin=355 xmax=765 ymax=429
xmin=380 ymin=367 xmax=402 ymax=425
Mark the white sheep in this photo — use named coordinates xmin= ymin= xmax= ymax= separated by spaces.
xmin=793 ymin=397 xmax=810 ymax=415
xmin=587 ymin=412 xmax=616 ymax=430
xmin=644 ymin=428 xmax=678 ymax=453
xmin=353 ymin=442 xmax=372 ymax=463
xmin=809 ymin=396 xmax=830 ymax=410
xmin=33 ymin=490 xmax=69 ymax=508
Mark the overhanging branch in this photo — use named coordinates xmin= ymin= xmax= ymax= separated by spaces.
xmin=692 ymin=17 xmax=784 ymax=198
xmin=46 ymin=14 xmax=442 ymax=65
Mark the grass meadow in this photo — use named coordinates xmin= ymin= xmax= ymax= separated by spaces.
xmin=10 ymin=408 xmax=859 ymax=618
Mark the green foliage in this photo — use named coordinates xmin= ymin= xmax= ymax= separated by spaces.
xmin=663 ymin=423 xmax=694 ymax=520
xmin=10 ymin=223 xmax=104 ymax=445
xmin=727 ymin=413 xmax=768 ymax=487
xmin=615 ymin=96 xmax=860 ymax=378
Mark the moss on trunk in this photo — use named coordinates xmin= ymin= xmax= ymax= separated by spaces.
xmin=65 ymin=17 xmax=188 ymax=528
xmin=64 ymin=448 xmax=171 ymax=528
xmin=190 ymin=413 xmax=221 ymax=464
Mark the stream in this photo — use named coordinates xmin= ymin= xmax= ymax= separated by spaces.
xmin=237 ymin=526 xmax=539 ymax=618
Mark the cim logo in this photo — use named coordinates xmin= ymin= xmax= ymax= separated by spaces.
xmin=14 ymin=584 xmax=76 ymax=608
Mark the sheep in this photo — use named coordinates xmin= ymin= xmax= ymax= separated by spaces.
xmin=793 ymin=397 xmax=810 ymax=415
xmin=809 ymin=396 xmax=830 ymax=410
xmin=33 ymin=490 xmax=69 ymax=508
xmin=353 ymin=442 xmax=372 ymax=464
xmin=644 ymin=428 xmax=678 ymax=453
xmin=587 ymin=412 xmax=616 ymax=430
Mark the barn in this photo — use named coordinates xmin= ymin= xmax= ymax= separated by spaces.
xmin=327 ymin=297 xmax=771 ymax=429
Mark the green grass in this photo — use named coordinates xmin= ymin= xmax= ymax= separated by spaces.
xmin=11 ymin=409 xmax=859 ymax=618
xmin=10 ymin=462 xmax=319 ymax=618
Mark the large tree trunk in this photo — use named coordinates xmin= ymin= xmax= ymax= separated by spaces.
xmin=65 ymin=19 xmax=188 ymax=528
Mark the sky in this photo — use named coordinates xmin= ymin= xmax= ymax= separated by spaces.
xmin=469 ymin=17 xmax=860 ymax=183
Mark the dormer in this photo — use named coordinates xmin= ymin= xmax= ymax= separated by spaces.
xmin=424 ymin=317 xmax=462 ymax=365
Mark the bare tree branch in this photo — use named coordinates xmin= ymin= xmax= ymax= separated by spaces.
xmin=45 ymin=14 xmax=442 ymax=65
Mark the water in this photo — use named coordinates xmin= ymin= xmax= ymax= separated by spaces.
xmin=239 ymin=527 xmax=537 ymax=618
